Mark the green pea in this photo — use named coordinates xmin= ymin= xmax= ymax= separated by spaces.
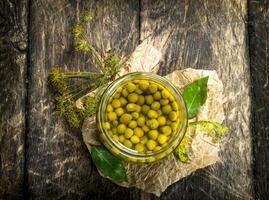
xmin=104 ymin=122 xmax=111 ymax=130
xmin=132 ymin=112 xmax=139 ymax=119
xmin=158 ymin=116 xmax=166 ymax=126
xmin=139 ymin=80 xmax=149 ymax=90
xmin=162 ymin=105 xmax=172 ymax=114
xmin=135 ymin=87 xmax=143 ymax=94
xmin=120 ymin=113 xmax=132 ymax=124
xmin=160 ymin=99 xmax=169 ymax=105
xmin=122 ymin=88 xmax=129 ymax=97
xmin=142 ymin=105 xmax=150 ymax=115
xmin=126 ymin=103 xmax=138 ymax=112
xmin=169 ymin=95 xmax=175 ymax=101
xmin=119 ymin=135 xmax=125 ymax=143
xmin=135 ymin=144 xmax=145 ymax=152
xmin=124 ymin=140 xmax=133 ymax=148
xmin=148 ymin=130 xmax=159 ymax=140
xmin=112 ymin=99 xmax=121 ymax=108
xmin=147 ymin=110 xmax=158 ymax=119
xmin=126 ymin=83 xmax=136 ymax=93
xmin=169 ymin=111 xmax=178 ymax=121
xmin=115 ymin=108 xmax=124 ymax=116
xmin=146 ymin=140 xmax=157 ymax=150
xmin=112 ymin=127 xmax=117 ymax=134
xmin=161 ymin=90 xmax=170 ymax=99
xmin=113 ymin=135 xmax=119 ymax=141
xmin=153 ymin=146 xmax=162 ymax=152
xmin=130 ymin=135 xmax=140 ymax=144
xmin=157 ymin=110 xmax=162 ymax=116
xmin=125 ymin=128 xmax=134 ymax=138
xmin=160 ymin=126 xmax=172 ymax=136
xmin=134 ymin=127 xmax=144 ymax=137
xmin=112 ymin=120 xmax=118 ymax=127
xmin=128 ymin=93 xmax=138 ymax=103
xmin=145 ymin=95 xmax=154 ymax=105
xmin=108 ymin=131 xmax=113 ymax=137
xmin=128 ymin=120 xmax=137 ymax=129
xmin=146 ymin=119 xmax=159 ymax=129
xmin=119 ymin=97 xmax=128 ymax=106
xmin=171 ymin=122 xmax=178 ymax=131
xmin=137 ymin=95 xmax=145 ymax=105
xmin=140 ymin=135 xmax=148 ymax=144
xmin=137 ymin=116 xmax=145 ymax=127
xmin=151 ymin=101 xmax=161 ymax=110
xmin=153 ymin=91 xmax=161 ymax=100
xmin=171 ymin=101 xmax=178 ymax=111
xmin=117 ymin=124 xmax=126 ymax=134
xmin=107 ymin=112 xmax=117 ymax=121
xmin=157 ymin=134 xmax=168 ymax=144
xmin=148 ymin=84 xmax=158 ymax=93
xmin=106 ymin=104 xmax=113 ymax=112
xmin=135 ymin=105 xmax=141 ymax=112
xmin=142 ymin=125 xmax=150 ymax=133
xmin=166 ymin=120 xmax=172 ymax=125
xmin=113 ymin=92 xmax=121 ymax=99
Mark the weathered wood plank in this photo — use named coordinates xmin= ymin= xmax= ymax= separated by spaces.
xmin=27 ymin=0 xmax=140 ymax=198
xmin=140 ymin=0 xmax=253 ymax=199
xmin=0 ymin=0 xmax=28 ymax=198
xmin=248 ymin=0 xmax=269 ymax=199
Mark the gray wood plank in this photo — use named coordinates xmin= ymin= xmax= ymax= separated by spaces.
xmin=27 ymin=0 xmax=140 ymax=199
xmin=0 ymin=0 xmax=28 ymax=198
xmin=140 ymin=0 xmax=253 ymax=199
xmin=248 ymin=0 xmax=269 ymax=199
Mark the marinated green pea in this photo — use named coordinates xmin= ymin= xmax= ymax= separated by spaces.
xmin=151 ymin=101 xmax=161 ymax=110
xmin=132 ymin=112 xmax=139 ymax=119
xmin=112 ymin=99 xmax=121 ymax=108
xmin=106 ymin=104 xmax=113 ymax=112
xmin=142 ymin=105 xmax=150 ymax=115
xmin=146 ymin=119 xmax=159 ymax=129
xmin=153 ymin=146 xmax=162 ymax=152
xmin=108 ymin=131 xmax=113 ymax=137
xmin=139 ymin=80 xmax=149 ymax=90
xmin=137 ymin=116 xmax=145 ymax=127
xmin=135 ymin=105 xmax=141 ymax=112
xmin=146 ymin=140 xmax=157 ymax=150
xmin=148 ymin=130 xmax=159 ymax=140
xmin=119 ymin=135 xmax=125 ymax=143
xmin=112 ymin=120 xmax=119 ymax=127
xmin=134 ymin=127 xmax=144 ymax=137
xmin=140 ymin=135 xmax=148 ymax=144
xmin=122 ymin=88 xmax=129 ymax=97
xmin=166 ymin=120 xmax=172 ymax=125
xmin=120 ymin=113 xmax=132 ymax=124
xmin=169 ymin=95 xmax=175 ymax=102
xmin=160 ymin=99 xmax=169 ymax=105
xmin=125 ymin=128 xmax=134 ymax=138
xmin=113 ymin=135 xmax=119 ymax=141
xmin=148 ymin=84 xmax=158 ymax=93
xmin=171 ymin=122 xmax=178 ymax=131
xmin=115 ymin=108 xmax=124 ymax=116
xmin=153 ymin=91 xmax=161 ymax=100
xmin=112 ymin=127 xmax=117 ymax=134
xmin=135 ymin=87 xmax=143 ymax=94
xmin=119 ymin=97 xmax=128 ymax=106
xmin=161 ymin=90 xmax=170 ymax=99
xmin=147 ymin=110 xmax=158 ymax=119
xmin=169 ymin=111 xmax=178 ymax=121
xmin=135 ymin=143 xmax=145 ymax=152
xmin=157 ymin=110 xmax=162 ymax=116
xmin=145 ymin=95 xmax=154 ymax=105
xmin=104 ymin=122 xmax=111 ymax=130
xmin=128 ymin=93 xmax=138 ymax=103
xmin=126 ymin=103 xmax=137 ymax=112
xmin=160 ymin=126 xmax=172 ymax=136
xmin=126 ymin=83 xmax=136 ymax=93
xmin=162 ymin=105 xmax=172 ymax=114
xmin=157 ymin=134 xmax=168 ymax=144
xmin=158 ymin=116 xmax=166 ymax=126
xmin=142 ymin=125 xmax=150 ymax=133
xmin=137 ymin=95 xmax=145 ymax=105
xmin=107 ymin=112 xmax=117 ymax=121
xmin=117 ymin=124 xmax=126 ymax=134
xmin=171 ymin=101 xmax=178 ymax=111
xmin=124 ymin=140 xmax=133 ymax=148
xmin=113 ymin=92 xmax=121 ymax=99
xmin=130 ymin=135 xmax=140 ymax=144
xmin=128 ymin=120 xmax=137 ymax=129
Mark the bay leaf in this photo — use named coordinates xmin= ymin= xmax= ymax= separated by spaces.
xmin=91 ymin=145 xmax=127 ymax=182
xmin=182 ymin=76 xmax=209 ymax=118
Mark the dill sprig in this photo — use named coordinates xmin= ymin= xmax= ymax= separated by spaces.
xmin=48 ymin=9 xmax=121 ymax=128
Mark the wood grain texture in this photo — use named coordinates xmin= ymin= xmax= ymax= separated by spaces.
xmin=0 ymin=0 xmax=28 ymax=198
xmin=248 ymin=0 xmax=269 ymax=199
xmin=27 ymin=0 xmax=140 ymax=199
xmin=140 ymin=0 xmax=253 ymax=199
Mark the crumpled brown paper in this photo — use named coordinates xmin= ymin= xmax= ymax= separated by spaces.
xmin=81 ymin=41 xmax=225 ymax=196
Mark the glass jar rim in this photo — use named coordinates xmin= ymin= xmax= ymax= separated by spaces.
xmin=97 ymin=72 xmax=188 ymax=162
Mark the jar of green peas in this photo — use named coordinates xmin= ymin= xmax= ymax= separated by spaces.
xmin=97 ymin=72 xmax=188 ymax=163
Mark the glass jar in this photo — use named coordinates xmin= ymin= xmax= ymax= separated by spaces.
xmin=97 ymin=72 xmax=188 ymax=163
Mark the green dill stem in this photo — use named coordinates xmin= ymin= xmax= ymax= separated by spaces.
xmin=63 ymin=72 xmax=100 ymax=78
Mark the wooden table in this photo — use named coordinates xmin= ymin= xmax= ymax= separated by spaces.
xmin=0 ymin=0 xmax=268 ymax=199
